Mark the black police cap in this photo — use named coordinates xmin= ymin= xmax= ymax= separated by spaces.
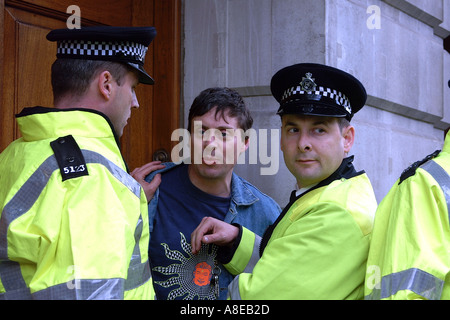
xmin=47 ymin=26 xmax=156 ymax=85
xmin=271 ymin=63 xmax=367 ymax=120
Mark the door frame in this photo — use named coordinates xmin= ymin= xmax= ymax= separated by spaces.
xmin=0 ymin=0 xmax=182 ymax=170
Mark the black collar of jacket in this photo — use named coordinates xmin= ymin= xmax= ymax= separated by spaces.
xmin=259 ymin=156 xmax=363 ymax=257
xmin=301 ymin=155 xmax=362 ymax=199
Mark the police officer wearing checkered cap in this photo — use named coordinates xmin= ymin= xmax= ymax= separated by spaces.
xmin=191 ymin=63 xmax=378 ymax=299
xmin=46 ymin=26 xmax=156 ymax=136
xmin=0 ymin=26 xmax=160 ymax=299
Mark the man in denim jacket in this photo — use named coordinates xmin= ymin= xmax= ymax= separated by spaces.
xmin=133 ymin=88 xmax=280 ymax=300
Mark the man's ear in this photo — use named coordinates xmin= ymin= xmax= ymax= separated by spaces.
xmin=343 ymin=125 xmax=355 ymax=153
xmin=242 ymin=135 xmax=250 ymax=153
xmin=97 ymin=71 xmax=114 ymax=101
xmin=235 ymin=129 xmax=250 ymax=154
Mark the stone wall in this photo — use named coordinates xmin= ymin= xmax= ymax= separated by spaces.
xmin=183 ymin=0 xmax=450 ymax=206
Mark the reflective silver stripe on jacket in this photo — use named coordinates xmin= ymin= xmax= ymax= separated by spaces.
xmin=243 ymin=235 xmax=262 ymax=274
xmin=226 ymin=234 xmax=262 ymax=300
xmin=421 ymin=160 xmax=450 ymax=223
xmin=227 ymin=276 xmax=242 ymax=300
xmin=366 ymin=160 xmax=449 ymax=300
xmin=0 ymin=150 xmax=148 ymax=299
xmin=366 ymin=268 xmax=444 ymax=300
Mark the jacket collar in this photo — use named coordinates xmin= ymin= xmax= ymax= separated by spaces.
xmin=17 ymin=106 xmax=128 ymax=171
xmin=230 ymin=172 xmax=259 ymax=206
xmin=16 ymin=106 xmax=120 ymax=145
xmin=260 ymin=156 xmax=362 ymax=256
xmin=313 ymin=156 xmax=360 ymax=189
xmin=294 ymin=156 xmax=361 ymax=198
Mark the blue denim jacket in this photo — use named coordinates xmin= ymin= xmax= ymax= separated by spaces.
xmin=145 ymin=162 xmax=281 ymax=299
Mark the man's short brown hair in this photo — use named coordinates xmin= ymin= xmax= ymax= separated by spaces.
xmin=51 ymin=59 xmax=133 ymax=105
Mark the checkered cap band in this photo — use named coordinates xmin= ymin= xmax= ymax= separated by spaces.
xmin=282 ymin=85 xmax=352 ymax=114
xmin=57 ymin=40 xmax=148 ymax=65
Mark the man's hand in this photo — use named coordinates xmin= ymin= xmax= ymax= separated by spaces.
xmin=131 ymin=161 xmax=165 ymax=203
xmin=191 ymin=217 xmax=239 ymax=254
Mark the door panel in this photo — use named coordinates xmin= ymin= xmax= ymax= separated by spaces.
xmin=0 ymin=0 xmax=181 ymax=170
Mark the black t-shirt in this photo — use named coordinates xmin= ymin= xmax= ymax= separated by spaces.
xmin=148 ymin=164 xmax=230 ymax=300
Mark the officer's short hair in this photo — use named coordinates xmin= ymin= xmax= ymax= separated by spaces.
xmin=337 ymin=117 xmax=351 ymax=130
xmin=51 ymin=59 xmax=134 ymax=104
xmin=187 ymin=87 xmax=253 ymax=132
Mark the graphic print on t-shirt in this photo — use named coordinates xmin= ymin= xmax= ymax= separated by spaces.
xmin=152 ymin=232 xmax=218 ymax=300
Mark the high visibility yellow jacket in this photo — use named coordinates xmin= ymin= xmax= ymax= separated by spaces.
xmin=222 ymin=157 xmax=377 ymax=299
xmin=0 ymin=107 xmax=153 ymax=300
xmin=365 ymin=133 xmax=450 ymax=300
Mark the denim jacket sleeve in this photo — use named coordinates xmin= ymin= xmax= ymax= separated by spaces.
xmin=144 ymin=162 xmax=179 ymax=234
xmin=225 ymin=173 xmax=281 ymax=237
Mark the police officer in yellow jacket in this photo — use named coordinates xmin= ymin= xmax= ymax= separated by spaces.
xmin=0 ymin=27 xmax=158 ymax=299
xmin=365 ymin=130 xmax=450 ymax=300
xmin=191 ymin=63 xmax=377 ymax=299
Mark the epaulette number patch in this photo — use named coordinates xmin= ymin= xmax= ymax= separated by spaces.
xmin=63 ymin=164 xmax=87 ymax=175
xmin=50 ymin=135 xmax=89 ymax=181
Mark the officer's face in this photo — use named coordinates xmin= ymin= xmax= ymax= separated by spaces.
xmin=280 ymin=115 xmax=354 ymax=188
xmin=107 ymin=71 xmax=140 ymax=137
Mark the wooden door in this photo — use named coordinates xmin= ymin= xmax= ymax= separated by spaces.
xmin=0 ymin=0 xmax=181 ymax=170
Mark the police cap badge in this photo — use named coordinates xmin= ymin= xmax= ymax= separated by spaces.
xmin=270 ymin=63 xmax=367 ymax=120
